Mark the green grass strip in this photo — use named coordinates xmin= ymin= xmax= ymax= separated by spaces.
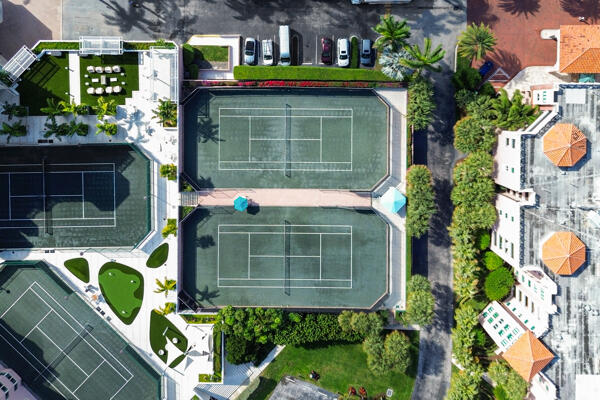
xmin=194 ymin=45 xmax=229 ymax=62
xmin=234 ymin=65 xmax=393 ymax=82
xmin=149 ymin=310 xmax=188 ymax=364
xmin=146 ymin=243 xmax=169 ymax=268
xmin=64 ymin=258 xmax=90 ymax=283
xmin=98 ymin=262 xmax=144 ymax=325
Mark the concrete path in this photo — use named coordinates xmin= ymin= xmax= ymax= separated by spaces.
xmin=68 ymin=52 xmax=81 ymax=104
xmin=186 ymin=35 xmax=240 ymax=81
xmin=188 ymin=188 xmax=372 ymax=208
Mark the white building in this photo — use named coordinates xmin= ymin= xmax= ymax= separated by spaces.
xmin=0 ymin=367 xmax=37 ymax=400
xmin=479 ymin=301 xmax=526 ymax=352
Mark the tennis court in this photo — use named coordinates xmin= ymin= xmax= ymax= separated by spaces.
xmin=183 ymin=88 xmax=389 ymax=189
xmin=0 ymin=145 xmax=151 ymax=249
xmin=0 ymin=262 xmax=162 ymax=400
xmin=181 ymin=206 xmax=389 ymax=308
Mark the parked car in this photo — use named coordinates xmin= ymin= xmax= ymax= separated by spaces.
xmin=360 ymin=39 xmax=372 ymax=66
xmin=244 ymin=37 xmax=257 ymax=65
xmin=321 ymin=37 xmax=333 ymax=64
xmin=479 ymin=60 xmax=494 ymax=77
xmin=279 ymin=25 xmax=291 ymax=66
xmin=337 ymin=38 xmax=350 ymax=67
xmin=262 ymin=39 xmax=274 ymax=66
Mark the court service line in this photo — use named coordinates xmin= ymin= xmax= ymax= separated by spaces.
xmin=20 ymin=310 xmax=52 ymax=343
xmin=36 ymin=328 xmax=91 ymax=377
xmin=73 ymin=361 xmax=104 ymax=393
xmin=218 ymin=284 xmax=353 ymax=289
xmin=219 ymin=278 xmax=351 ymax=281
xmin=7 ymin=173 xmax=11 ymax=219
xmin=0 ymin=282 xmax=35 ymax=318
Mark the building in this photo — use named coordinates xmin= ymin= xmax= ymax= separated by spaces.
xmin=0 ymin=367 xmax=37 ymax=400
xmin=479 ymin=301 xmax=526 ymax=352
xmin=490 ymin=83 xmax=600 ymax=399
xmin=502 ymin=331 xmax=554 ymax=382
xmin=269 ymin=376 xmax=338 ymax=400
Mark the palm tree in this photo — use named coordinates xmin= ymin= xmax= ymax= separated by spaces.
xmin=93 ymin=97 xmax=117 ymax=120
xmin=152 ymin=99 xmax=177 ymax=127
xmin=401 ymin=38 xmax=445 ymax=74
xmin=157 ymin=302 xmax=176 ymax=315
xmin=0 ymin=121 xmax=27 ymax=143
xmin=1 ymin=102 xmax=27 ymax=120
xmin=154 ymin=277 xmax=176 ymax=298
xmin=458 ymin=23 xmax=497 ymax=61
xmin=95 ymin=122 xmax=118 ymax=136
xmin=372 ymin=15 xmax=411 ymax=51
xmin=40 ymin=98 xmax=63 ymax=119
xmin=379 ymin=47 xmax=413 ymax=81
xmin=59 ymin=100 xmax=88 ymax=117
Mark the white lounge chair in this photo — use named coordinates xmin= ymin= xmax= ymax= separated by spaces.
xmin=113 ymin=86 xmax=122 ymax=94
xmin=105 ymin=86 xmax=113 ymax=94
xmin=95 ymin=87 xmax=104 ymax=95
xmin=104 ymin=66 xmax=113 ymax=73
xmin=112 ymin=65 xmax=121 ymax=73
xmin=91 ymin=78 xmax=99 ymax=83
xmin=87 ymin=87 xmax=95 ymax=95
xmin=86 ymin=66 xmax=95 ymax=73
xmin=95 ymin=66 xmax=103 ymax=73
xmin=110 ymin=77 xmax=118 ymax=82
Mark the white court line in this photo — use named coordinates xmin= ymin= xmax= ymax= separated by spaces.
xmin=320 ymin=117 xmax=323 ymax=162
xmin=248 ymin=233 xmax=251 ymax=279
xmin=20 ymin=310 xmax=52 ymax=343
xmin=248 ymin=116 xmax=251 ymax=162
xmin=218 ymin=168 xmax=353 ymax=172
xmin=82 ymin=173 xmax=85 ymax=219
xmin=249 ymin=255 xmax=320 ymax=258
xmin=220 ymin=115 xmax=352 ymax=119
xmin=7 ymin=173 xmax=11 ymax=220
xmin=36 ymin=327 xmax=91 ymax=377
xmin=219 ymin=107 xmax=353 ymax=110
xmin=0 ymin=217 xmax=114 ymax=221
xmin=219 ymin=223 xmax=352 ymax=227
xmin=219 ymin=278 xmax=351 ymax=281
xmin=10 ymin=194 xmax=82 ymax=198
xmin=319 ymin=234 xmax=322 ymax=280
xmin=222 ymin=232 xmax=350 ymax=235
xmin=0 ymin=282 xmax=35 ymax=318
xmin=221 ymin=160 xmax=351 ymax=163
xmin=30 ymin=283 xmax=132 ymax=381
xmin=249 ymin=138 xmax=321 ymax=141
xmin=74 ymin=361 xmax=104 ymax=393
xmin=218 ymin=284 xmax=353 ymax=289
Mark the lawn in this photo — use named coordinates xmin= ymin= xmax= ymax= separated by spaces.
xmin=17 ymin=54 xmax=70 ymax=115
xmin=244 ymin=331 xmax=419 ymax=400
xmin=233 ymin=65 xmax=393 ymax=81
xmin=193 ymin=45 xmax=229 ymax=62
xmin=98 ymin=262 xmax=144 ymax=325
xmin=79 ymin=53 xmax=139 ymax=109
xmin=64 ymin=257 xmax=90 ymax=283
xmin=149 ymin=310 xmax=188 ymax=365
xmin=146 ymin=243 xmax=169 ymax=268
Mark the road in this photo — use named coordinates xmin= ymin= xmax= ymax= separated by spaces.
xmin=59 ymin=0 xmax=465 ymax=398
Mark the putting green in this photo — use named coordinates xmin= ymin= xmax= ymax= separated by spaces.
xmin=98 ymin=262 xmax=144 ymax=325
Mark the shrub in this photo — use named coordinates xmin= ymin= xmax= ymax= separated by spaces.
xmin=492 ymin=89 xmax=540 ymax=130
xmin=160 ymin=164 xmax=177 ymax=180
xmin=483 ymin=250 xmax=504 ymax=270
xmin=452 ymin=203 xmax=497 ymax=231
xmin=452 ymin=56 xmax=481 ymax=91
xmin=350 ymin=37 xmax=360 ymax=68
xmin=488 ymin=360 xmax=528 ymax=400
xmin=188 ymin=64 xmax=199 ymax=79
xmin=404 ymin=275 xmax=434 ymax=326
xmin=225 ymin=335 xmax=253 ymax=364
xmin=453 ymin=116 xmax=496 ymax=154
xmin=233 ymin=65 xmax=392 ymax=82
xmin=217 ymin=306 xmax=284 ymax=345
xmin=407 ymin=76 xmax=435 ymax=131
xmin=274 ymin=313 xmax=362 ymax=345
xmin=123 ymin=41 xmax=175 ymax=50
xmin=406 ymin=165 xmax=436 ymax=238
xmin=484 ymin=267 xmax=514 ymax=301
xmin=162 ymin=218 xmax=177 ymax=238
xmin=32 ymin=41 xmax=80 ymax=53
xmin=451 ymin=174 xmax=495 ymax=208
xmin=476 ymin=232 xmax=491 ymax=250
xmin=455 ymin=89 xmax=477 ymax=111
xmin=182 ymin=43 xmax=195 ymax=66
xmin=214 ymin=328 xmax=222 ymax=375
xmin=379 ymin=47 xmax=413 ymax=81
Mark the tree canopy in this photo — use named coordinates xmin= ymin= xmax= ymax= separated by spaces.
xmin=406 ymin=165 xmax=437 ymax=238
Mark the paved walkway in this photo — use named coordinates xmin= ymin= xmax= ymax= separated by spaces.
xmin=187 ymin=188 xmax=372 ymax=208
xmin=186 ymin=35 xmax=240 ymax=80
xmin=68 ymin=52 xmax=81 ymax=104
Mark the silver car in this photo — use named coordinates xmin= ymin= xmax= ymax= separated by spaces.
xmin=262 ymin=39 xmax=273 ymax=66
xmin=360 ymin=39 xmax=372 ymax=66
xmin=244 ymin=37 xmax=257 ymax=65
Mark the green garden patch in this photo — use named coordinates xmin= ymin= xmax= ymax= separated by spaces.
xmin=64 ymin=257 xmax=90 ymax=283
xmin=98 ymin=262 xmax=144 ymax=325
xmin=146 ymin=243 xmax=169 ymax=268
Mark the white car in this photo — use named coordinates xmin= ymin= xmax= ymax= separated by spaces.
xmin=244 ymin=37 xmax=257 ymax=65
xmin=262 ymin=39 xmax=274 ymax=66
xmin=337 ymin=38 xmax=350 ymax=67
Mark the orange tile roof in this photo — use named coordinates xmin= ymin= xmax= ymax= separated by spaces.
xmin=560 ymin=25 xmax=600 ymax=73
xmin=543 ymin=123 xmax=587 ymax=167
xmin=503 ymin=331 xmax=554 ymax=381
xmin=542 ymin=231 xmax=586 ymax=275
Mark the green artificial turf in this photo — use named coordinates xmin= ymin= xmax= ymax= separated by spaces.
xmin=194 ymin=45 xmax=229 ymax=62
xmin=17 ymin=54 xmax=70 ymax=115
xmin=146 ymin=243 xmax=169 ymax=268
xmin=79 ymin=53 xmax=139 ymax=109
xmin=98 ymin=262 xmax=144 ymax=325
xmin=244 ymin=331 xmax=419 ymax=400
xmin=149 ymin=310 xmax=188 ymax=365
xmin=64 ymin=257 xmax=90 ymax=283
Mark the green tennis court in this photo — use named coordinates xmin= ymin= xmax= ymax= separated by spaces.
xmin=0 ymin=261 xmax=162 ymax=400
xmin=0 ymin=145 xmax=151 ymax=249
xmin=180 ymin=206 xmax=389 ymax=309
xmin=183 ymin=88 xmax=389 ymax=189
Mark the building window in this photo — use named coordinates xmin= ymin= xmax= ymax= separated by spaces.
xmin=519 ymin=291 xmax=522 ymax=301
xmin=511 ymin=243 xmax=514 ymax=258
xmin=511 ymin=167 xmax=515 ymax=173
xmin=493 ymin=231 xmax=497 ymax=246
xmin=488 ymin=317 xmax=493 ymax=323
xmin=499 ymin=236 xmax=503 ymax=249
xmin=512 ymin=139 xmax=516 ymax=148
xmin=493 ymin=312 xmax=499 ymax=318
xmin=499 ymin=329 xmax=504 ymax=336
xmin=511 ymin=216 xmax=514 ymax=222
xmin=531 ymin=302 xmax=535 ymax=313
xmin=506 ymin=138 xmax=510 ymax=146
xmin=525 ymin=296 xmax=529 ymax=307
xmin=507 ymin=333 xmax=513 ymax=340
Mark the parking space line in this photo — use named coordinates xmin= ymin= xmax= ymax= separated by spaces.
xmin=315 ymin=36 xmax=318 ymax=65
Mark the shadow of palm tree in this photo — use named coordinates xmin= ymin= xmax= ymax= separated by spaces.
xmin=100 ymin=0 xmax=154 ymax=34
xmin=196 ymin=235 xmax=215 ymax=248
xmin=560 ymin=0 xmax=600 ymax=22
xmin=468 ymin=0 xmax=499 ymax=28
xmin=196 ymin=285 xmax=220 ymax=305
xmin=499 ymin=0 xmax=540 ymax=18
xmin=197 ymin=118 xmax=221 ymax=143
xmin=488 ymin=49 xmax=523 ymax=78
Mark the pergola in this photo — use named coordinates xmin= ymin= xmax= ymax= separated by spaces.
xmin=79 ymin=36 xmax=123 ymax=56
xmin=2 ymin=46 xmax=37 ymax=83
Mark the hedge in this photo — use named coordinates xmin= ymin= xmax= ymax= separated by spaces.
xmin=477 ymin=232 xmax=491 ymax=250
xmin=181 ymin=314 xmax=217 ymax=324
xmin=484 ymin=267 xmax=514 ymax=301
xmin=188 ymin=64 xmax=199 ymax=79
xmin=183 ymin=43 xmax=195 ymax=66
xmin=33 ymin=42 xmax=79 ymax=54
xmin=233 ymin=65 xmax=393 ymax=82
xmin=273 ymin=313 xmax=362 ymax=345
xmin=146 ymin=243 xmax=169 ymax=268
xmin=123 ymin=41 xmax=175 ymax=50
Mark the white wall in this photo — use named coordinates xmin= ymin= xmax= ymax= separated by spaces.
xmin=491 ymin=194 xmax=522 ymax=268
xmin=493 ymin=130 xmax=525 ymax=192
